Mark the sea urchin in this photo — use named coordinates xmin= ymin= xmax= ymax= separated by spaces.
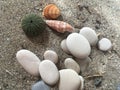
xmin=22 ymin=14 xmax=46 ymax=37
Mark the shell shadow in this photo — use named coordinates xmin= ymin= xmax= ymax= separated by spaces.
xmin=27 ymin=29 xmax=49 ymax=45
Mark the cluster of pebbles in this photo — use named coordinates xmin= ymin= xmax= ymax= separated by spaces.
xmin=16 ymin=27 xmax=112 ymax=90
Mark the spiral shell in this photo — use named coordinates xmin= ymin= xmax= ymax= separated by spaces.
xmin=46 ymin=20 xmax=74 ymax=33
xmin=42 ymin=4 xmax=60 ymax=19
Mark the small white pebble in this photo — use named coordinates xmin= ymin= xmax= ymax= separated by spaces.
xmin=79 ymin=27 xmax=98 ymax=46
xmin=98 ymin=38 xmax=112 ymax=51
xmin=60 ymin=39 xmax=70 ymax=54
xmin=44 ymin=50 xmax=58 ymax=64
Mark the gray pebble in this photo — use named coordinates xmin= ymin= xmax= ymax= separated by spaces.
xmin=32 ymin=80 xmax=50 ymax=90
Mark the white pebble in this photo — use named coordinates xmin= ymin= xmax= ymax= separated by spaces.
xmin=59 ymin=69 xmax=80 ymax=90
xmin=98 ymin=38 xmax=112 ymax=51
xmin=66 ymin=33 xmax=91 ymax=59
xmin=39 ymin=60 xmax=59 ymax=86
xmin=79 ymin=27 xmax=98 ymax=46
xmin=44 ymin=50 xmax=58 ymax=64
xmin=60 ymin=39 xmax=70 ymax=54
xmin=79 ymin=76 xmax=84 ymax=90
xmin=16 ymin=49 xmax=41 ymax=76
xmin=64 ymin=58 xmax=80 ymax=74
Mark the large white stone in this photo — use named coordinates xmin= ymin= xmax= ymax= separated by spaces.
xmin=59 ymin=69 xmax=80 ymax=90
xmin=39 ymin=60 xmax=59 ymax=86
xmin=66 ymin=33 xmax=91 ymax=59
xmin=16 ymin=49 xmax=41 ymax=76
xmin=79 ymin=27 xmax=98 ymax=46
xmin=32 ymin=80 xmax=51 ymax=90
xmin=98 ymin=38 xmax=112 ymax=51
xmin=44 ymin=50 xmax=58 ymax=64
xmin=64 ymin=58 xmax=80 ymax=74
xmin=60 ymin=39 xmax=70 ymax=54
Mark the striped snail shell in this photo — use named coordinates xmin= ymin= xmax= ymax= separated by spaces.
xmin=46 ymin=20 xmax=74 ymax=33
xmin=42 ymin=4 xmax=60 ymax=19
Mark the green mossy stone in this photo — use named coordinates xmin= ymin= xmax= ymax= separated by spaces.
xmin=22 ymin=14 xmax=46 ymax=37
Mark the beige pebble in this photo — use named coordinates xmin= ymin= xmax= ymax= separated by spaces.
xmin=79 ymin=27 xmax=98 ymax=46
xmin=98 ymin=38 xmax=112 ymax=51
xmin=60 ymin=39 xmax=70 ymax=54
xmin=66 ymin=33 xmax=91 ymax=59
xmin=16 ymin=49 xmax=41 ymax=76
xmin=76 ymin=57 xmax=91 ymax=73
xmin=59 ymin=69 xmax=80 ymax=90
xmin=44 ymin=50 xmax=58 ymax=64
xmin=39 ymin=60 xmax=59 ymax=86
xmin=79 ymin=76 xmax=84 ymax=90
xmin=64 ymin=58 xmax=80 ymax=74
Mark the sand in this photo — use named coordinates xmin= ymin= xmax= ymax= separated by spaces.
xmin=0 ymin=0 xmax=120 ymax=90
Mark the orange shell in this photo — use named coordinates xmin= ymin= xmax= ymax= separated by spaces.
xmin=46 ymin=20 xmax=74 ymax=33
xmin=42 ymin=4 xmax=60 ymax=19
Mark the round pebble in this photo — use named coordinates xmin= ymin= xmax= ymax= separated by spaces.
xmin=59 ymin=69 xmax=80 ymax=90
xmin=39 ymin=60 xmax=59 ymax=86
xmin=98 ymin=38 xmax=112 ymax=51
xmin=79 ymin=27 xmax=98 ymax=46
xmin=79 ymin=76 xmax=84 ymax=90
xmin=66 ymin=33 xmax=91 ymax=59
xmin=16 ymin=49 xmax=41 ymax=76
xmin=44 ymin=50 xmax=58 ymax=64
xmin=32 ymin=80 xmax=51 ymax=90
xmin=64 ymin=58 xmax=80 ymax=74
xmin=60 ymin=39 xmax=70 ymax=54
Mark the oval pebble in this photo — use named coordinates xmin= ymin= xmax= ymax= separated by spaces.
xmin=39 ymin=60 xmax=59 ymax=86
xmin=79 ymin=76 xmax=84 ymax=90
xmin=98 ymin=38 xmax=112 ymax=51
xmin=44 ymin=50 xmax=58 ymax=64
xmin=60 ymin=39 xmax=70 ymax=54
xmin=79 ymin=27 xmax=98 ymax=46
xmin=32 ymin=81 xmax=51 ymax=90
xmin=66 ymin=33 xmax=91 ymax=59
xmin=59 ymin=69 xmax=80 ymax=90
xmin=64 ymin=58 xmax=80 ymax=74
xmin=16 ymin=49 xmax=41 ymax=76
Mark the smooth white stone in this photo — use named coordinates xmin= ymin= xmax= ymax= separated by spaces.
xmin=79 ymin=76 xmax=84 ymax=90
xmin=98 ymin=38 xmax=112 ymax=51
xmin=79 ymin=27 xmax=98 ymax=46
xmin=59 ymin=69 xmax=80 ymax=90
xmin=44 ymin=50 xmax=58 ymax=64
xmin=39 ymin=60 xmax=59 ymax=86
xmin=60 ymin=39 xmax=71 ymax=54
xmin=66 ymin=33 xmax=91 ymax=59
xmin=64 ymin=58 xmax=80 ymax=74
xmin=16 ymin=49 xmax=41 ymax=76
xmin=32 ymin=81 xmax=51 ymax=90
